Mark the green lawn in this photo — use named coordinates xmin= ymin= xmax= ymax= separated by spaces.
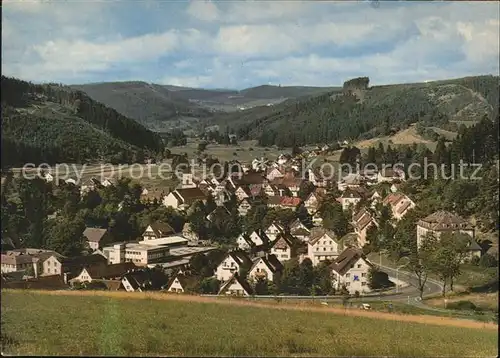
xmin=1 ymin=291 xmax=497 ymax=356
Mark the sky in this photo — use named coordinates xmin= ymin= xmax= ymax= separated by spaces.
xmin=2 ymin=0 xmax=499 ymax=89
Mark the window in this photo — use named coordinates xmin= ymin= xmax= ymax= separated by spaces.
xmin=323 ymin=247 xmax=326 ymax=251
xmin=361 ymin=273 xmax=366 ymax=277
xmin=357 ymin=264 xmax=362 ymax=268
xmin=361 ymin=282 xmax=366 ymax=286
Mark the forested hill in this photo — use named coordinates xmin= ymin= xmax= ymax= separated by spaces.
xmin=211 ymin=75 xmax=499 ymax=147
xmin=1 ymin=76 xmax=164 ymax=167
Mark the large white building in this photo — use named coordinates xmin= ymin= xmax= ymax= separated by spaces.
xmin=331 ymin=248 xmax=373 ymax=295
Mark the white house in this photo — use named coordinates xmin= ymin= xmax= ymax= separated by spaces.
xmin=235 ymin=186 xmax=250 ymax=201
xmin=237 ymin=198 xmax=253 ymax=217
xmin=218 ymin=274 xmax=253 ymax=296
xmin=215 ymin=251 xmax=253 ymax=282
xmin=289 ymin=219 xmax=311 ymax=242
xmin=331 ymin=248 xmax=373 ymax=295
xmin=303 ymin=191 xmax=324 ymax=215
xmin=266 ymin=167 xmax=285 ymax=182
xmin=166 ymin=274 xmax=198 ymax=293
xmin=236 ymin=235 xmax=254 ymax=251
xmin=162 ymin=188 xmax=207 ymax=210
xmin=264 ymin=223 xmax=284 ymax=242
xmin=248 ymin=254 xmax=283 ymax=282
xmin=337 ymin=188 xmax=363 ymax=211
xmin=416 ymin=211 xmax=476 ymax=248
xmin=307 ymin=228 xmax=340 ymax=266
xmin=270 ymin=234 xmax=294 ymax=262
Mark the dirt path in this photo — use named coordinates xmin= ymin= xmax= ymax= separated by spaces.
xmin=12 ymin=289 xmax=497 ymax=331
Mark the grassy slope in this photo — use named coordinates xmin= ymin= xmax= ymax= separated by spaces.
xmin=1 ymin=291 xmax=497 ymax=356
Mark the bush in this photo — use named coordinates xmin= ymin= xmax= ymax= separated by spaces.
xmin=479 ymin=253 xmax=498 ymax=268
xmin=447 ymin=300 xmax=478 ymax=311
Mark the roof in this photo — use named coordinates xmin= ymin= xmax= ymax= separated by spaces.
xmin=382 ymin=193 xmax=405 ymax=206
xmin=355 ymin=212 xmax=376 ymax=231
xmin=234 ymin=172 xmax=265 ymax=185
xmin=83 ymin=227 xmax=108 ymax=243
xmin=251 ymin=254 xmax=284 ymax=274
xmin=1 ymin=275 xmax=68 ymax=290
xmin=101 ymin=279 xmax=123 ymax=291
xmin=218 ymin=273 xmax=253 ymax=295
xmin=418 ymin=210 xmax=473 ymax=231
xmin=82 ymin=262 xmax=137 ymax=280
xmin=270 ymin=234 xmax=293 ymax=250
xmin=265 ymin=222 xmax=284 ymax=233
xmin=227 ymin=251 xmax=253 ymax=268
xmin=308 ymin=227 xmax=337 ymax=245
xmin=330 ymin=248 xmax=371 ymax=276
xmin=122 ymin=270 xmax=169 ymax=290
xmin=1 ymin=249 xmax=64 ymax=266
xmin=340 ymin=188 xmax=363 ymax=199
xmin=148 ymin=221 xmax=175 ymax=237
xmin=268 ymin=196 xmax=302 ymax=207
xmin=467 ymin=240 xmax=482 ymax=252
xmin=166 ymin=274 xmax=200 ymax=291
xmin=174 ymin=188 xmax=207 ymax=204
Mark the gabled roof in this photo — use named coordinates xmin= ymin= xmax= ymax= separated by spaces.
xmin=270 ymin=234 xmax=293 ymax=250
xmin=250 ymin=254 xmax=284 ymax=274
xmin=174 ymin=188 xmax=207 ymax=204
xmin=265 ymin=222 xmax=285 ymax=233
xmin=82 ymin=262 xmax=137 ymax=280
xmin=166 ymin=274 xmax=199 ymax=291
xmin=83 ymin=227 xmax=108 ymax=243
xmin=227 ymin=251 xmax=253 ymax=268
xmin=353 ymin=210 xmax=376 ymax=231
xmin=218 ymin=273 xmax=253 ymax=295
xmin=308 ymin=227 xmax=338 ymax=245
xmin=148 ymin=221 xmax=176 ymax=237
xmin=330 ymin=248 xmax=371 ymax=276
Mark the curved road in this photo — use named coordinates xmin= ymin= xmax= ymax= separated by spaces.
xmin=377 ymin=264 xmax=444 ymax=309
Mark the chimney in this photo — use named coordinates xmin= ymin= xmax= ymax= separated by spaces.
xmin=279 ymin=189 xmax=284 ymax=196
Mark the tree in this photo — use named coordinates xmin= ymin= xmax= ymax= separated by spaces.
xmin=297 ymin=258 xmax=314 ymax=295
xmin=320 ymin=201 xmax=349 ymax=238
xmin=409 ymin=232 xmax=438 ymax=299
xmin=199 ymin=277 xmax=220 ymax=294
xmin=254 ymin=277 xmax=270 ymax=295
xmin=45 ymin=217 xmax=87 ymax=257
xmin=197 ymin=141 xmax=208 ymax=152
xmin=432 ymin=232 xmax=470 ymax=293
xmin=367 ymin=266 xmax=394 ymax=290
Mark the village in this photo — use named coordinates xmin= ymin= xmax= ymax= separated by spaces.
xmin=1 ymin=145 xmax=486 ymax=299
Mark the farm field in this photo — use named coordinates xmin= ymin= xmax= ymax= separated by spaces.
xmin=1 ymin=290 xmax=497 ymax=357
xmin=169 ymin=139 xmax=289 ymax=162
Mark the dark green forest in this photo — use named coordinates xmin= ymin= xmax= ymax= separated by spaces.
xmin=1 ymin=76 xmax=164 ymax=167
xmin=209 ymin=75 xmax=499 ymax=147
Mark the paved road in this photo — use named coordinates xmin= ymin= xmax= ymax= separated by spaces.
xmin=379 ymin=264 xmax=444 ymax=308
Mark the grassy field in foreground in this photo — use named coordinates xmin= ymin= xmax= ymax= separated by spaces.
xmin=1 ymin=291 xmax=497 ymax=356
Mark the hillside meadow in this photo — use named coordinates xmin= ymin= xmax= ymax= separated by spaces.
xmin=1 ymin=290 xmax=497 ymax=357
